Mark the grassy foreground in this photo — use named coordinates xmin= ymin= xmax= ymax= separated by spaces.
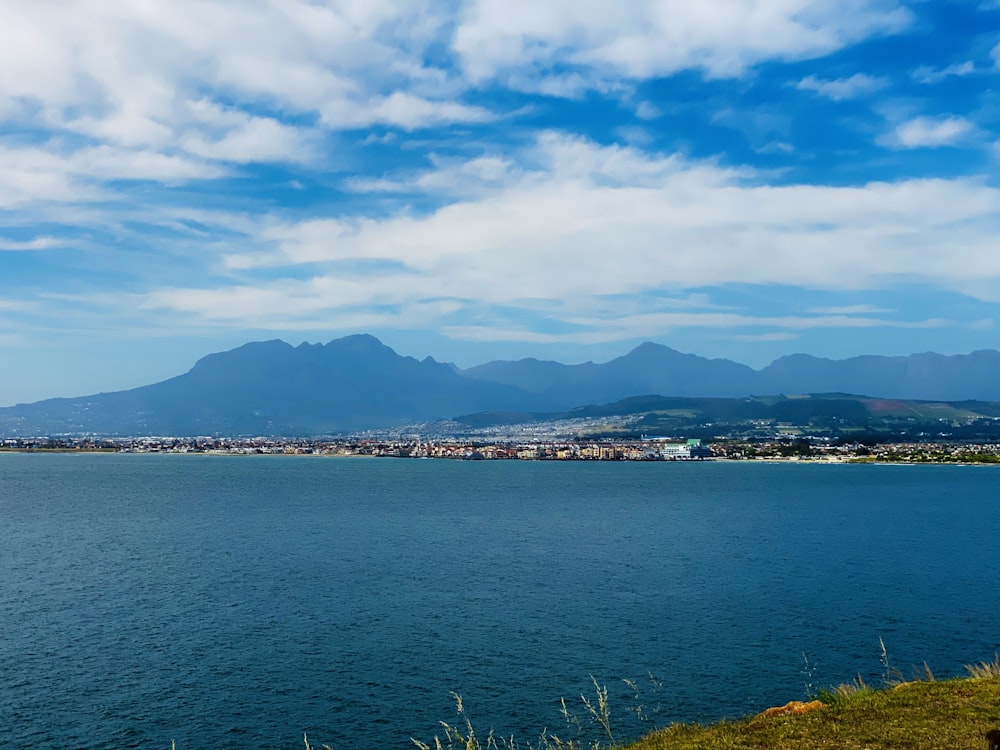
xmin=403 ymin=659 xmax=1000 ymax=750
xmin=628 ymin=675 xmax=1000 ymax=750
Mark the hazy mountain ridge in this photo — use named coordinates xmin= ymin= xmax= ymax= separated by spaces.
xmin=0 ymin=334 xmax=534 ymax=436
xmin=464 ymin=342 xmax=759 ymax=407
xmin=754 ymin=350 xmax=1000 ymax=401
xmin=2 ymin=334 xmax=1000 ymax=436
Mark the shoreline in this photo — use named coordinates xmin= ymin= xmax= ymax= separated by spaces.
xmin=2 ymin=446 xmax=1000 ymax=466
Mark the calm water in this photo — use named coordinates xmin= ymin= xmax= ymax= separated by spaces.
xmin=1 ymin=455 xmax=998 ymax=750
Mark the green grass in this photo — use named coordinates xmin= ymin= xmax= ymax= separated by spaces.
xmin=412 ymin=659 xmax=1000 ymax=750
xmin=628 ymin=676 xmax=1000 ymax=750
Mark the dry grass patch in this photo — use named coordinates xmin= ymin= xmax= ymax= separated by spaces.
xmin=967 ymin=655 xmax=1000 ymax=680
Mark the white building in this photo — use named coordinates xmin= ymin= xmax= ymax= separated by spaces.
xmin=655 ymin=438 xmax=712 ymax=460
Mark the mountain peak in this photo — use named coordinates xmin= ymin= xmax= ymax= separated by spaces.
xmin=4 ymin=334 xmax=1000 ymax=436
xmin=631 ymin=341 xmax=675 ymax=353
xmin=190 ymin=339 xmax=293 ymax=372
xmin=328 ymin=333 xmax=385 ymax=347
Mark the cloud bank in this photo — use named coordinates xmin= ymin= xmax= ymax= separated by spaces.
xmin=1 ymin=0 xmax=998 ymax=403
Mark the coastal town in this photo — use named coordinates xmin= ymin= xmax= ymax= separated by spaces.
xmin=4 ymin=435 xmax=1000 ymax=463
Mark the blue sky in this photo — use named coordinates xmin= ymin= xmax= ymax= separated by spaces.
xmin=2 ymin=0 xmax=1000 ymax=405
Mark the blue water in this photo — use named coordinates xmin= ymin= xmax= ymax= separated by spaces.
xmin=1 ymin=455 xmax=998 ymax=749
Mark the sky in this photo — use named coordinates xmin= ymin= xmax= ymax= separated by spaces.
xmin=2 ymin=0 xmax=1000 ymax=405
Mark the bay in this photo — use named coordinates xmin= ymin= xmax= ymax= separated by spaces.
xmin=1 ymin=455 xmax=998 ymax=749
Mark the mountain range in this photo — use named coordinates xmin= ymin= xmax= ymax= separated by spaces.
xmin=2 ymin=333 xmax=1000 ymax=436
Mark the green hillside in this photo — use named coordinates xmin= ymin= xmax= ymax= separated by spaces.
xmin=454 ymin=393 xmax=1000 ymax=442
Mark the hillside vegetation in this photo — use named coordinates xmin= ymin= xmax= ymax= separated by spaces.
xmin=454 ymin=393 xmax=1000 ymax=443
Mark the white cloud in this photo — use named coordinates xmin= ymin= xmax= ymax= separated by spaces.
xmin=0 ymin=143 xmax=225 ymax=208
xmin=323 ymin=92 xmax=497 ymax=130
xmin=2 ymin=1 xmax=992 ymax=357
xmin=886 ymin=115 xmax=975 ymax=148
xmin=807 ymin=304 xmax=895 ymax=315
xmin=142 ymin=279 xmax=463 ymax=330
xmin=138 ymin=134 xmax=1000 ymax=337
xmin=346 ymin=154 xmax=518 ymax=195
xmin=562 ymin=311 xmax=950 ymax=334
xmin=730 ymin=332 xmax=800 ymax=342
xmin=757 ymin=141 xmax=795 ymax=154
xmin=179 ymin=103 xmax=319 ymax=164
xmin=993 ymin=40 xmax=1000 ymax=68
xmin=0 ymin=1 xmax=479 ymax=163
xmin=635 ymin=101 xmax=660 ymax=120
xmin=0 ymin=236 xmax=61 ymax=252
xmin=441 ymin=309 xmax=949 ymax=346
xmin=796 ymin=73 xmax=889 ymax=100
xmin=454 ymin=0 xmax=911 ymax=85
xmin=0 ymin=299 xmax=37 ymax=312
xmin=72 ymin=146 xmax=227 ymax=182
xmin=912 ymin=61 xmax=975 ymax=84
xmin=0 ymin=0 xmax=920 ymax=214
xmin=0 ymin=1 xmax=436 ymax=115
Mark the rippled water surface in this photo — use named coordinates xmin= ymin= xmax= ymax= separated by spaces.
xmin=2 ymin=455 xmax=999 ymax=749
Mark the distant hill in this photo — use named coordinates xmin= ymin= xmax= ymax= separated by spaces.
xmin=462 ymin=345 xmax=1000 ymax=406
xmin=755 ymin=350 xmax=1000 ymax=401
xmin=461 ymin=342 xmax=756 ymax=408
xmin=0 ymin=335 xmax=531 ymax=436
xmin=453 ymin=392 xmax=1000 ymax=441
xmin=2 ymin=334 xmax=1000 ymax=436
